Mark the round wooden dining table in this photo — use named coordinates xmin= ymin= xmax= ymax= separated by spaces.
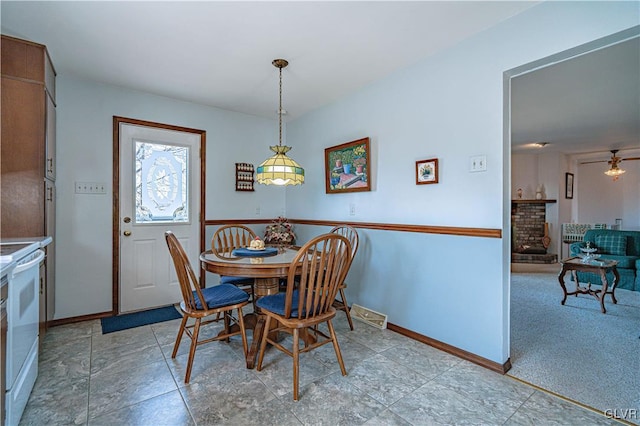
xmin=199 ymin=246 xmax=302 ymax=369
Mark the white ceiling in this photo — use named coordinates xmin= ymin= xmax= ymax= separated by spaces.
xmin=2 ymin=1 xmax=637 ymax=158
xmin=0 ymin=1 xmax=538 ymax=117
xmin=511 ymin=36 xmax=640 ymax=157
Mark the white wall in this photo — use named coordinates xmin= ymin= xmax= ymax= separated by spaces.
xmin=576 ymin=155 xmax=640 ymax=230
xmin=285 ymin=2 xmax=638 ymax=364
xmin=55 ymin=76 xmax=284 ymax=319
xmin=512 ymin=154 xmax=540 ymax=200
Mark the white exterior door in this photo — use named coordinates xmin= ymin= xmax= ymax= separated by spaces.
xmin=118 ymin=122 xmax=201 ymax=313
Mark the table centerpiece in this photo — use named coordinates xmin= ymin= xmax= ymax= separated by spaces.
xmin=264 ymin=216 xmax=296 ymax=248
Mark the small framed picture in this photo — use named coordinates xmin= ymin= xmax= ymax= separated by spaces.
xmin=416 ymin=158 xmax=439 ymax=185
xmin=565 ymin=172 xmax=574 ymax=199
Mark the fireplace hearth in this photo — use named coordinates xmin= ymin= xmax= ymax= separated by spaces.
xmin=511 ymin=199 xmax=557 ymax=264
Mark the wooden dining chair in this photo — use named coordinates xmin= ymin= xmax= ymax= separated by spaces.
xmin=329 ymin=225 xmax=359 ymax=330
xmin=212 ymin=225 xmax=257 ymax=304
xmin=256 ymin=233 xmax=352 ymax=400
xmin=165 ymin=231 xmax=249 ymax=383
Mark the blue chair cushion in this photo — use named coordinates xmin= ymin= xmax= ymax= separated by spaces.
xmin=256 ymin=290 xmax=300 ymax=317
xmin=194 ymin=284 xmax=249 ymax=310
xmin=220 ymin=275 xmax=254 ymax=285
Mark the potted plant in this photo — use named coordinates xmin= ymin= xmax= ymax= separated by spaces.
xmin=353 ymin=156 xmax=366 ymax=174
xmin=340 ymin=149 xmax=354 ymax=169
xmin=330 ymin=172 xmax=341 ymax=187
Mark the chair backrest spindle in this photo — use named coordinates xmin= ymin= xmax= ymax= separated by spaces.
xmin=213 ymin=225 xmax=257 ymax=255
xmin=283 ymin=234 xmax=351 ymax=320
xmin=165 ymin=231 xmax=206 ymax=311
xmin=330 ymin=225 xmax=359 ymax=267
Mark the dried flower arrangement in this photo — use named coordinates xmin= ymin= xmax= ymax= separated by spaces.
xmin=264 ymin=216 xmax=296 ymax=246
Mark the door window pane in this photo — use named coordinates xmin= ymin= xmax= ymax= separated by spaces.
xmin=135 ymin=140 xmax=189 ymax=223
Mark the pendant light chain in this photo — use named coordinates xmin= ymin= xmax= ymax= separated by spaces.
xmin=279 ymin=65 xmax=283 ymax=147
xmin=255 ymin=58 xmax=304 ymax=186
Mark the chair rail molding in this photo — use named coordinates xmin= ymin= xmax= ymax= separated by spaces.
xmin=205 ymin=218 xmax=502 ymax=239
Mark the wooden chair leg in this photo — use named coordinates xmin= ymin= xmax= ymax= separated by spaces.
xmin=327 ymin=320 xmax=347 ymax=376
xmin=293 ymin=328 xmax=300 ymax=401
xmin=184 ymin=318 xmax=201 ymax=383
xmin=172 ymin=315 xmax=188 ymax=359
xmin=256 ymin=316 xmax=272 ymax=371
xmin=237 ymin=306 xmax=248 ymax=357
xmin=223 ymin=311 xmax=231 ymax=342
xmin=337 ymin=288 xmax=354 ymax=330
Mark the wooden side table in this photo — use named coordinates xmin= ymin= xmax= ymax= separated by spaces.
xmin=558 ymin=257 xmax=619 ymax=313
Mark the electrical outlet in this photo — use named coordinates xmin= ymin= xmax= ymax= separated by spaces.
xmin=469 ymin=155 xmax=487 ymax=172
xmin=255 ymin=206 xmax=261 ymax=215
xmin=349 ymin=203 xmax=356 ymax=216
xmin=75 ymin=181 xmax=107 ymax=194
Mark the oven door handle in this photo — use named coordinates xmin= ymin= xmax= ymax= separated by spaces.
xmin=12 ymin=249 xmax=45 ymax=276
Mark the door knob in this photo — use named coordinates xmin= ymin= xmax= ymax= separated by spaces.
xmin=123 ymin=230 xmax=132 ymax=237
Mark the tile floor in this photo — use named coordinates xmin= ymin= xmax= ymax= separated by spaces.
xmin=20 ymin=310 xmax=622 ymax=425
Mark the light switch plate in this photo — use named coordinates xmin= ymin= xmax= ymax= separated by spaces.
xmin=469 ymin=155 xmax=487 ymax=172
xmin=75 ymin=181 xmax=107 ymax=194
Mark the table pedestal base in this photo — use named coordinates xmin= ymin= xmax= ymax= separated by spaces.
xmin=219 ymin=278 xmax=282 ymax=369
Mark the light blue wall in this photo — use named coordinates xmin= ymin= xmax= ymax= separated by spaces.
xmin=285 ymin=2 xmax=639 ymax=363
xmin=55 ymin=76 xmax=284 ymax=318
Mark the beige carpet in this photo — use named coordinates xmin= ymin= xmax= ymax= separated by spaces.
xmin=509 ymin=262 xmax=640 ymax=422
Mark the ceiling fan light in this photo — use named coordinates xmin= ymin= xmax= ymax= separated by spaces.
xmin=603 ymin=149 xmax=627 ymax=180
xmin=604 ymin=166 xmax=626 ymax=177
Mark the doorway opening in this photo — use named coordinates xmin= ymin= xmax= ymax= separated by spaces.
xmin=504 ymin=26 xmax=639 ymax=413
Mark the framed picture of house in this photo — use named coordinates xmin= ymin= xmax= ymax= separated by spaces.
xmin=565 ymin=172 xmax=574 ymax=199
xmin=324 ymin=137 xmax=371 ymax=193
xmin=416 ymin=158 xmax=439 ymax=185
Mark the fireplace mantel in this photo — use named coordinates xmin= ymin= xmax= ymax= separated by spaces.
xmin=512 ymin=199 xmax=557 ymax=204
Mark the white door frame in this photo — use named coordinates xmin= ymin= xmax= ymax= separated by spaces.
xmin=112 ymin=116 xmax=206 ymax=315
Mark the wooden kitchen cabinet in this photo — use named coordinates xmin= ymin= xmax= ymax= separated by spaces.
xmin=1 ymin=34 xmax=57 ymax=330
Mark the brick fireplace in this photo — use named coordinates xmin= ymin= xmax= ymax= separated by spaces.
xmin=511 ymin=200 xmax=558 ymax=264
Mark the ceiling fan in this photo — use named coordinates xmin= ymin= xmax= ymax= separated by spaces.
xmin=580 ymin=149 xmax=640 ymax=180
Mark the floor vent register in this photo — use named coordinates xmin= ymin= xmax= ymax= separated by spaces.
xmin=350 ymin=304 xmax=388 ymax=329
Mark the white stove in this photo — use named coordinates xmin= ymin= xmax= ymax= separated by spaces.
xmin=0 ymin=242 xmax=40 ymax=264
xmin=0 ymin=237 xmax=50 ymax=426
xmin=0 ymin=237 xmax=52 ymax=262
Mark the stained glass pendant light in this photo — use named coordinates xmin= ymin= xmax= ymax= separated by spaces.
xmin=256 ymin=59 xmax=304 ymax=186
